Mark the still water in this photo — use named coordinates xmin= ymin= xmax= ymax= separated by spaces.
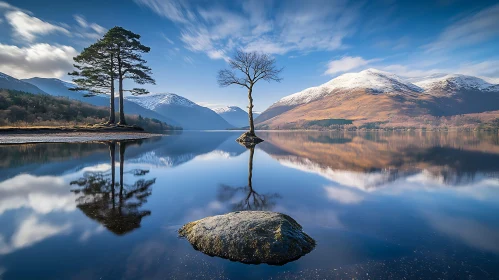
xmin=1 ymin=131 xmax=499 ymax=279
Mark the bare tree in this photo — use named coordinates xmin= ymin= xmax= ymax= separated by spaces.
xmin=217 ymin=50 xmax=282 ymax=141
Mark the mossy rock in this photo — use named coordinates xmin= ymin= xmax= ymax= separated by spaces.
xmin=236 ymin=132 xmax=264 ymax=148
xmin=178 ymin=211 xmax=315 ymax=265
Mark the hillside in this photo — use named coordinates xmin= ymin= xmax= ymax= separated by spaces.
xmin=0 ymin=89 xmax=176 ymax=133
xmin=256 ymin=69 xmax=499 ymax=130
xmin=22 ymin=77 xmax=178 ymax=126
xmin=126 ymin=93 xmax=233 ymax=130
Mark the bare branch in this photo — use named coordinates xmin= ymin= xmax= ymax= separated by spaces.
xmin=217 ymin=50 xmax=283 ymax=90
xmin=217 ymin=69 xmax=249 ymax=89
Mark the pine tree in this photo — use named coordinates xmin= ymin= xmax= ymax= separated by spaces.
xmin=104 ymin=27 xmax=155 ymax=125
xmin=69 ymin=39 xmax=117 ymax=124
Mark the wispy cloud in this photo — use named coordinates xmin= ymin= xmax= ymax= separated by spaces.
xmin=72 ymin=14 xmax=106 ymax=40
xmin=324 ymin=56 xmax=381 ymax=76
xmin=425 ymin=4 xmax=499 ymax=52
xmin=135 ymin=0 xmax=360 ymax=60
xmin=6 ymin=10 xmax=70 ymax=42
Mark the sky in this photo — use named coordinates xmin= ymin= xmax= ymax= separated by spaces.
xmin=0 ymin=0 xmax=498 ymax=111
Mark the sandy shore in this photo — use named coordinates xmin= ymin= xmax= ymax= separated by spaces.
xmin=0 ymin=132 xmax=162 ymax=144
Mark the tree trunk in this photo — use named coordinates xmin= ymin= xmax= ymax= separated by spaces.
xmin=109 ymin=54 xmax=116 ymax=124
xmin=118 ymin=76 xmax=125 ymax=125
xmin=117 ymin=51 xmax=126 ymax=125
xmin=248 ymin=86 xmax=255 ymax=135
xmin=109 ymin=76 xmax=116 ymax=124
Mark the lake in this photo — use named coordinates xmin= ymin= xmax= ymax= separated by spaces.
xmin=1 ymin=131 xmax=499 ymax=279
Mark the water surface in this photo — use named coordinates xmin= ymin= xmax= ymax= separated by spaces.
xmin=1 ymin=131 xmax=499 ymax=279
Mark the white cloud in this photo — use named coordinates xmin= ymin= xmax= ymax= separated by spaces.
xmin=134 ymin=0 xmax=193 ymax=23
xmin=5 ymin=11 xmax=70 ymax=42
xmin=426 ymin=4 xmax=499 ymax=51
xmin=0 ymin=43 xmax=78 ymax=79
xmin=380 ymin=60 xmax=499 ymax=80
xmin=135 ymin=0 xmax=359 ymax=59
xmin=72 ymin=15 xmax=106 ymax=40
xmin=74 ymin=15 xmax=87 ymax=28
xmin=0 ymin=1 xmax=20 ymax=10
xmin=324 ymin=56 xmax=380 ymax=76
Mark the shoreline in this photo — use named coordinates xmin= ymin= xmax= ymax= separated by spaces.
xmin=0 ymin=130 xmax=163 ymax=144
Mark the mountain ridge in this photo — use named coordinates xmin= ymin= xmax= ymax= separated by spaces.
xmin=256 ymin=68 xmax=499 ymax=129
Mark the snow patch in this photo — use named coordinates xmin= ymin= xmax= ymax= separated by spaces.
xmin=126 ymin=93 xmax=197 ymax=110
xmin=213 ymin=106 xmax=244 ymax=114
xmin=276 ymin=68 xmax=423 ymax=106
xmin=414 ymin=74 xmax=498 ymax=92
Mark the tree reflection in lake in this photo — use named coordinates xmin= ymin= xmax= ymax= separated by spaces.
xmin=218 ymin=146 xmax=280 ymax=211
xmin=70 ymin=141 xmax=155 ymax=235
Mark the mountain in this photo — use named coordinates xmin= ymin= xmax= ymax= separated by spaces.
xmin=126 ymin=93 xmax=233 ymax=130
xmin=213 ymin=106 xmax=254 ymax=128
xmin=0 ymin=72 xmax=47 ymax=94
xmin=21 ymin=77 xmax=178 ymax=126
xmin=256 ymin=69 xmax=499 ymax=129
xmin=256 ymin=69 xmax=423 ymax=123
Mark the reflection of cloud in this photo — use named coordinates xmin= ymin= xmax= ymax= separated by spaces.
xmin=279 ymin=157 xmax=391 ymax=190
xmin=0 ymin=216 xmax=71 ymax=255
xmin=425 ymin=212 xmax=499 ymax=253
xmin=0 ymin=174 xmax=76 ymax=215
xmin=79 ymin=225 xmax=105 ymax=242
xmin=324 ymin=186 xmax=364 ymax=204
xmin=194 ymin=150 xmax=236 ymax=160
xmin=278 ymin=157 xmax=499 ymax=200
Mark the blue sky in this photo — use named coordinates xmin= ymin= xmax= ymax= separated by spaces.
xmin=0 ymin=0 xmax=498 ymax=111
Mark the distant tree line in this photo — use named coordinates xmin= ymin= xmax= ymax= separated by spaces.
xmin=69 ymin=26 xmax=155 ymax=126
xmin=0 ymin=89 xmax=173 ymax=132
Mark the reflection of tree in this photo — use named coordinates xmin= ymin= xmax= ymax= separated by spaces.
xmin=71 ymin=142 xmax=155 ymax=235
xmin=218 ymin=147 xmax=280 ymax=211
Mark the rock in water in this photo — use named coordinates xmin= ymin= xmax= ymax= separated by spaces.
xmin=236 ymin=132 xmax=264 ymax=148
xmin=178 ymin=211 xmax=315 ymax=265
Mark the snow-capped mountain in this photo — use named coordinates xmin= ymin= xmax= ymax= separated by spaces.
xmin=213 ymin=106 xmax=255 ymax=128
xmin=256 ymin=68 xmax=424 ymax=123
xmin=278 ymin=68 xmax=423 ymax=107
xmin=414 ymin=74 xmax=499 ymax=93
xmin=256 ymin=68 xmax=499 ymax=128
xmin=0 ymin=72 xmax=47 ymax=94
xmin=126 ymin=93 xmax=233 ymax=130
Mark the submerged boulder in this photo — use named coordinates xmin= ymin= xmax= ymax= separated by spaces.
xmin=178 ymin=211 xmax=315 ymax=265
xmin=236 ymin=132 xmax=264 ymax=148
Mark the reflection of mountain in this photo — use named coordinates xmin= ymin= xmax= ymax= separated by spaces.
xmin=126 ymin=131 xmax=246 ymax=167
xmin=71 ymin=142 xmax=155 ymax=235
xmin=218 ymin=147 xmax=280 ymax=211
xmin=259 ymin=131 xmax=499 ymax=189
xmin=0 ymin=143 xmax=109 ymax=182
xmin=0 ymin=132 xmax=247 ymax=183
